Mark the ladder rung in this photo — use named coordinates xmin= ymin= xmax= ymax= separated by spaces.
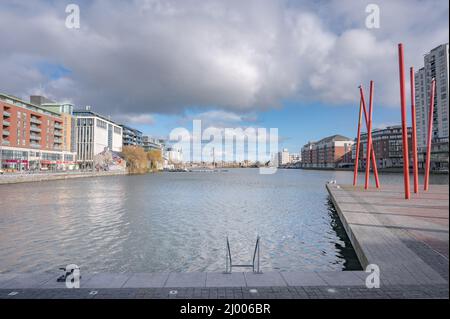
xmin=231 ymin=264 xmax=253 ymax=268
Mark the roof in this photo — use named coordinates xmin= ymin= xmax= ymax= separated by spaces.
xmin=0 ymin=93 xmax=62 ymax=118
xmin=317 ymin=134 xmax=353 ymax=144
xmin=73 ymin=109 xmax=121 ymax=126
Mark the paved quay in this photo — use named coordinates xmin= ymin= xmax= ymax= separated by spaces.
xmin=0 ymin=271 xmax=448 ymax=299
xmin=326 ymin=183 xmax=449 ymax=286
xmin=0 ymin=170 xmax=127 ymax=185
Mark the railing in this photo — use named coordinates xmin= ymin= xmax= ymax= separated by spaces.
xmin=225 ymin=235 xmax=262 ymax=274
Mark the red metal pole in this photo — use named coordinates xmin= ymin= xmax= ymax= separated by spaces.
xmin=364 ymin=81 xmax=374 ymax=189
xmin=353 ymin=98 xmax=363 ymax=186
xmin=410 ymin=67 xmax=419 ymax=193
xmin=398 ymin=43 xmax=410 ymax=199
xmin=359 ymin=84 xmax=380 ymax=189
xmin=424 ymin=79 xmax=436 ymax=191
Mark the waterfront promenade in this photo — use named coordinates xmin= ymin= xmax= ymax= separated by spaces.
xmin=0 ymin=170 xmax=127 ymax=185
xmin=326 ymin=183 xmax=449 ymax=286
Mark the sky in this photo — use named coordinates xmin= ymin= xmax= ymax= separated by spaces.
xmin=0 ymin=0 xmax=448 ymax=159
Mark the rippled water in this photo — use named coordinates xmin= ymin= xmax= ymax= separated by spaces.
xmin=0 ymin=169 xmax=447 ymax=273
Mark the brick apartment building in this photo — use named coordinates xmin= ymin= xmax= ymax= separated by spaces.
xmin=0 ymin=93 xmax=76 ymax=171
xmin=301 ymin=135 xmax=354 ymax=168
xmin=352 ymin=125 xmax=413 ymax=169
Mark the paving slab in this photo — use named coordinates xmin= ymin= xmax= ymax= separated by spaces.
xmin=122 ymin=273 xmax=169 ymax=288
xmin=244 ymin=272 xmax=287 ymax=287
xmin=206 ymin=272 xmax=246 ymax=287
xmin=316 ymin=271 xmax=366 ymax=286
xmin=280 ymin=271 xmax=328 ymax=286
xmin=0 ymin=273 xmax=54 ymax=289
xmin=164 ymin=272 xmax=206 ymax=288
xmin=82 ymin=273 xmax=130 ymax=288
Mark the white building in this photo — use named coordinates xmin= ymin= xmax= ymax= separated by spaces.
xmin=278 ymin=148 xmax=290 ymax=166
xmin=73 ymin=108 xmax=123 ymax=168
xmin=415 ymin=43 xmax=449 ymax=149
xmin=165 ymin=146 xmax=183 ymax=164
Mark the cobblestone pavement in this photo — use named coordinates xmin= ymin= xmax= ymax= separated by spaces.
xmin=1 ymin=284 xmax=448 ymax=299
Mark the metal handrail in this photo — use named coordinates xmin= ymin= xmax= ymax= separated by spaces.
xmin=225 ymin=236 xmax=261 ymax=274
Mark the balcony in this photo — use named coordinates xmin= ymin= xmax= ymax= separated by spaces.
xmin=3 ymin=120 xmax=10 ymax=127
xmin=2 ymin=140 xmax=10 ymax=146
xmin=54 ymin=123 xmax=63 ymax=130
xmin=54 ymin=138 xmax=63 ymax=144
xmin=30 ymin=143 xmax=41 ymax=149
xmin=54 ymin=130 xmax=63 ymax=137
xmin=30 ymin=134 xmax=42 ymax=141
xmin=30 ymin=126 xmax=42 ymax=133
xmin=3 ymin=110 xmax=11 ymax=117
xmin=2 ymin=130 xmax=10 ymax=136
xmin=30 ymin=117 xmax=42 ymax=125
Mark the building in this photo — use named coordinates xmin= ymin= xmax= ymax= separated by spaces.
xmin=301 ymin=141 xmax=316 ymax=166
xmin=0 ymin=93 xmax=76 ymax=171
xmin=142 ymin=136 xmax=165 ymax=152
xmin=415 ymin=44 xmax=449 ymax=148
xmin=289 ymin=153 xmax=301 ymax=163
xmin=73 ymin=108 xmax=123 ymax=168
xmin=353 ymin=125 xmax=412 ymax=169
xmin=121 ymin=125 xmax=143 ymax=147
xmin=37 ymin=100 xmax=76 ymax=154
xmin=301 ymin=135 xmax=354 ymax=168
xmin=277 ymin=148 xmax=290 ymax=166
xmin=164 ymin=146 xmax=183 ymax=164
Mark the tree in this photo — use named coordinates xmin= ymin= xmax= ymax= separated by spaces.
xmin=121 ymin=146 xmax=148 ymax=174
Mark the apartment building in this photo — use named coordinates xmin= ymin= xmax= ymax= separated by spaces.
xmin=301 ymin=135 xmax=354 ymax=168
xmin=353 ymin=125 xmax=413 ymax=169
xmin=415 ymin=43 xmax=449 ymax=171
xmin=121 ymin=125 xmax=143 ymax=147
xmin=0 ymin=93 xmax=76 ymax=170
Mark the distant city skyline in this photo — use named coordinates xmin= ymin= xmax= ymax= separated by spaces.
xmin=0 ymin=0 xmax=448 ymax=156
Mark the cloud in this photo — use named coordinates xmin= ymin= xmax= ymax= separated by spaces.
xmin=0 ymin=0 xmax=448 ymax=120
xmin=117 ymin=113 xmax=155 ymax=126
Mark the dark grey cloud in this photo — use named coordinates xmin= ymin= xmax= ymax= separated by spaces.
xmin=0 ymin=0 xmax=448 ymax=121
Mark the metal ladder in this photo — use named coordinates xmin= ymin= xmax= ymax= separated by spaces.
xmin=224 ymin=235 xmax=262 ymax=274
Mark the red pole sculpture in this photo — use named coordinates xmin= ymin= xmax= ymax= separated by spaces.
xmin=353 ymin=98 xmax=363 ymax=186
xmin=398 ymin=43 xmax=410 ymax=199
xmin=424 ymin=78 xmax=436 ymax=191
xmin=410 ymin=67 xmax=419 ymax=193
xmin=364 ymin=81 xmax=374 ymax=189
xmin=359 ymin=84 xmax=380 ymax=189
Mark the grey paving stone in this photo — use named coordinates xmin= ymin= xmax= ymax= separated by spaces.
xmin=122 ymin=273 xmax=169 ymax=288
xmin=164 ymin=272 xmax=206 ymax=288
xmin=316 ymin=271 xmax=366 ymax=286
xmin=244 ymin=272 xmax=287 ymax=287
xmin=206 ymin=272 xmax=246 ymax=287
xmin=0 ymin=273 xmax=54 ymax=289
xmin=83 ymin=273 xmax=130 ymax=288
xmin=280 ymin=271 xmax=328 ymax=286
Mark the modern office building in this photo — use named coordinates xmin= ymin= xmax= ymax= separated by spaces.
xmin=353 ymin=125 xmax=413 ymax=169
xmin=415 ymin=43 xmax=449 ymax=149
xmin=73 ymin=108 xmax=123 ymax=168
xmin=0 ymin=93 xmax=76 ymax=170
xmin=121 ymin=125 xmax=143 ymax=147
xmin=301 ymin=135 xmax=354 ymax=168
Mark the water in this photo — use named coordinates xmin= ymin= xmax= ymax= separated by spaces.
xmin=0 ymin=169 xmax=447 ymax=273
